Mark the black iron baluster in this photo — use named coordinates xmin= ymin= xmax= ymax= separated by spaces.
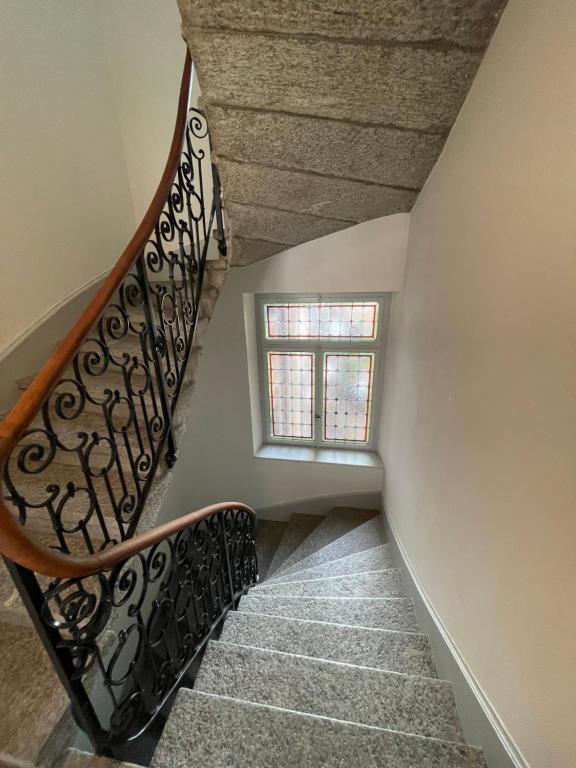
xmin=211 ymin=163 xmax=227 ymax=257
xmin=135 ymin=255 xmax=178 ymax=468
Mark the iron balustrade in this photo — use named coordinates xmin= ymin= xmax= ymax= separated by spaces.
xmin=0 ymin=52 xmax=257 ymax=760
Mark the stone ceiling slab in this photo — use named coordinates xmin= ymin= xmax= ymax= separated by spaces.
xmin=231 ymin=237 xmax=287 ymax=266
xmin=208 ymin=106 xmax=444 ymax=189
xmin=179 ymin=0 xmax=506 ymax=49
xmin=219 ymin=160 xmax=417 ymax=222
xmin=187 ymin=29 xmax=482 ymax=132
xmin=226 ymin=202 xmax=350 ymax=247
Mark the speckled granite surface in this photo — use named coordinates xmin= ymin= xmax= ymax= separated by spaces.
xmin=238 ymin=594 xmax=419 ymax=632
xmin=275 ymin=515 xmax=386 ymax=579
xmin=63 ymin=748 xmax=142 ymax=768
xmin=152 ymin=691 xmax=487 ymax=768
xmin=255 ymin=568 xmax=404 ymax=598
xmin=266 ymin=513 xmax=322 ymax=576
xmin=0 ymin=622 xmax=69 ymax=762
xmin=196 ymin=640 xmax=462 ymax=741
xmin=256 ymin=519 xmax=287 ymax=580
xmin=220 ymin=610 xmax=437 ymax=677
xmin=274 ymin=507 xmax=377 ymax=575
xmin=268 ymin=543 xmax=395 ymax=583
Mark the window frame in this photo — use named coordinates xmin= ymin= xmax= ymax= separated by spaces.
xmin=256 ymin=292 xmax=390 ymax=452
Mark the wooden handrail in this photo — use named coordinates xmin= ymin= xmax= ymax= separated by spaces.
xmin=0 ymin=500 xmax=255 ymax=578
xmin=0 ymin=51 xmax=198 ymax=577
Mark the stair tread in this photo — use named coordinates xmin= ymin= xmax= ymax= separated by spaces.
xmin=0 ymin=621 xmax=68 ymax=764
xmin=221 ymin=610 xmax=437 ymax=677
xmin=255 ymin=568 xmax=404 ymax=598
xmin=274 ymin=507 xmax=377 ymax=575
xmin=197 ymin=640 xmax=461 ymax=742
xmin=256 ymin=519 xmax=287 ymax=580
xmin=268 ymin=543 xmax=394 ymax=583
xmin=152 ymin=689 xmax=487 ymax=768
xmin=238 ymin=594 xmax=419 ymax=633
xmin=63 ymin=748 xmax=144 ymax=768
xmin=275 ymin=515 xmax=387 ymax=579
xmin=266 ymin=513 xmax=323 ymax=577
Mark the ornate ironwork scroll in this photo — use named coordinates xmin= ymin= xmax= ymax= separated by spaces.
xmin=7 ymin=506 xmax=257 ymax=753
xmin=1 ymin=91 xmax=240 ymax=758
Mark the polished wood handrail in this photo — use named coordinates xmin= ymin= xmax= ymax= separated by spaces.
xmin=0 ymin=51 xmax=196 ymax=576
xmin=0 ymin=500 xmax=255 ymax=578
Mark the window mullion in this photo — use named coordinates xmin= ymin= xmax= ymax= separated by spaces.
xmin=314 ymin=347 xmax=323 ymax=446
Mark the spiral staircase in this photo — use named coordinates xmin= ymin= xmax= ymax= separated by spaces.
xmin=53 ymin=507 xmax=487 ymax=768
xmin=0 ymin=2 xmax=509 ymax=765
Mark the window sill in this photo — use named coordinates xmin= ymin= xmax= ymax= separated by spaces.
xmin=255 ymin=443 xmax=384 ymax=469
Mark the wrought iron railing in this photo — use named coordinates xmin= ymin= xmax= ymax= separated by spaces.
xmin=0 ymin=52 xmax=258 ymax=758
xmin=6 ymin=503 xmax=257 ymax=755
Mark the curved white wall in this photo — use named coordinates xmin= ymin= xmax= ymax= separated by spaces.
xmin=159 ymin=214 xmax=408 ymax=515
xmin=380 ymin=1 xmax=576 ymax=766
xmin=0 ymin=1 xmax=184 ymax=360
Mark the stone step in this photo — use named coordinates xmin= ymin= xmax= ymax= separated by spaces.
xmin=274 ymin=515 xmax=386 ymax=580
xmin=63 ymin=748 xmax=144 ymax=768
xmin=255 ymin=519 xmax=287 ymax=580
xmin=266 ymin=513 xmax=322 ymax=577
xmin=0 ymin=621 xmax=69 ymax=765
xmin=221 ymin=610 xmax=437 ymax=678
xmin=274 ymin=507 xmax=377 ymax=576
xmin=152 ymin=690 xmax=487 ymax=768
xmin=196 ymin=641 xmax=462 ymax=742
xmin=238 ymin=594 xmax=419 ymax=633
xmin=267 ymin=543 xmax=395 ymax=583
xmin=255 ymin=569 xmax=404 ymax=598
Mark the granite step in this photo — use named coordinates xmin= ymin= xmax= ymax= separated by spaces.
xmin=0 ymin=621 xmax=69 ymax=765
xmin=221 ymin=610 xmax=437 ymax=677
xmin=255 ymin=519 xmax=287 ymax=580
xmin=267 ymin=543 xmax=395 ymax=583
xmin=255 ymin=569 xmax=404 ymax=598
xmin=63 ymin=748 xmax=144 ymax=768
xmin=274 ymin=515 xmax=387 ymax=580
xmin=274 ymin=507 xmax=377 ymax=576
xmin=238 ymin=594 xmax=419 ymax=633
xmin=196 ymin=640 xmax=462 ymax=742
xmin=152 ymin=689 xmax=487 ymax=768
xmin=266 ymin=513 xmax=323 ymax=577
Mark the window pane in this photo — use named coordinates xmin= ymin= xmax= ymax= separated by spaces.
xmin=323 ymin=353 xmax=375 ymax=444
xmin=265 ymin=302 xmax=378 ymax=340
xmin=267 ymin=352 xmax=314 ymax=439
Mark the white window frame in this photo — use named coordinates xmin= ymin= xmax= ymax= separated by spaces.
xmin=256 ymin=292 xmax=390 ymax=452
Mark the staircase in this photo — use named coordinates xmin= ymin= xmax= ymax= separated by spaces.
xmin=62 ymin=507 xmax=486 ymax=767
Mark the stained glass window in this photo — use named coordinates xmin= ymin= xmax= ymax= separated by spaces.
xmin=267 ymin=352 xmax=314 ymax=439
xmin=323 ymin=353 xmax=375 ymax=444
xmin=265 ymin=302 xmax=378 ymax=341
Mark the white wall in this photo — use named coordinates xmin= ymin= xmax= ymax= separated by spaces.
xmin=0 ymin=1 xmax=134 ymax=358
xmin=159 ymin=214 xmax=408 ymax=515
xmin=96 ymin=0 xmax=186 ymax=222
xmin=0 ymin=0 xmax=186 ymax=361
xmin=380 ymin=2 xmax=576 ymax=766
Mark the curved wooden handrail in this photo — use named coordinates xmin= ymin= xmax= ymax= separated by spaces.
xmin=0 ymin=500 xmax=255 ymax=578
xmin=0 ymin=51 xmax=200 ymax=577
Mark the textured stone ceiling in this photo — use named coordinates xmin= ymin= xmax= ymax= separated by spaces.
xmin=178 ymin=0 xmax=508 ymax=265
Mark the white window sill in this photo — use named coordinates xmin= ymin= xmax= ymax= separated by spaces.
xmin=255 ymin=443 xmax=384 ymax=469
